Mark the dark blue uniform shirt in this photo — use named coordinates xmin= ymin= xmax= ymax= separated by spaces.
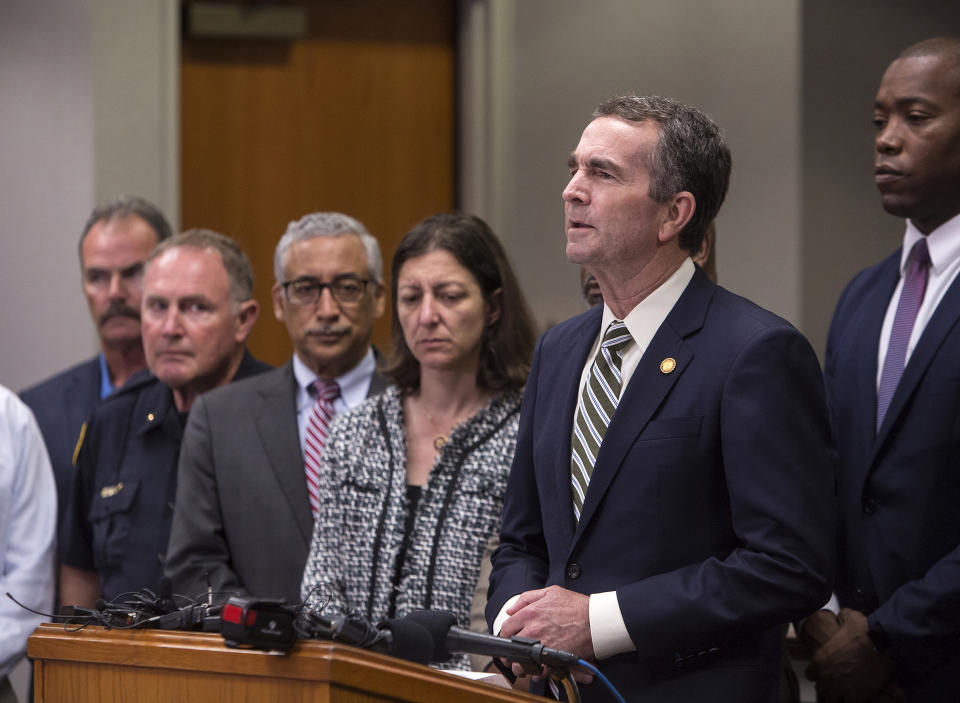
xmin=62 ymin=352 xmax=270 ymax=601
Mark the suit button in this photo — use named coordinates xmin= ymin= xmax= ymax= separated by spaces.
xmin=566 ymin=563 xmax=582 ymax=580
xmin=862 ymin=498 xmax=877 ymax=515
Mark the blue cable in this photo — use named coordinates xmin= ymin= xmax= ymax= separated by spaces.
xmin=575 ymin=659 xmax=627 ymax=703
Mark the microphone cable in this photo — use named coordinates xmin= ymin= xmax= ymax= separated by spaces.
xmin=573 ymin=659 xmax=627 ymax=703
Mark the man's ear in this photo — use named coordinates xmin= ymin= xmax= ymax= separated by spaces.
xmin=271 ymin=282 xmax=286 ymax=323
xmin=235 ymin=300 xmax=260 ymax=343
xmin=371 ymin=282 xmax=386 ymax=319
xmin=485 ymin=288 xmax=503 ymax=327
xmin=658 ymin=191 xmax=696 ymax=243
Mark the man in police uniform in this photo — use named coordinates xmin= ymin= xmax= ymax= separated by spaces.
xmin=60 ymin=229 xmax=270 ymax=605
xmin=21 ymin=196 xmax=171 ymax=559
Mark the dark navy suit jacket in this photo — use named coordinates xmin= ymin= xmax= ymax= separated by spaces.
xmin=488 ymin=269 xmax=835 ymax=703
xmin=825 ymin=249 xmax=960 ymax=700
xmin=21 ymin=356 xmax=102 ymax=557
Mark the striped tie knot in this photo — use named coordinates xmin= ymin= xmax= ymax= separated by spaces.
xmin=570 ymin=320 xmax=633 ymax=521
xmin=600 ymin=320 xmax=631 ymax=353
xmin=310 ymin=378 xmax=341 ymax=402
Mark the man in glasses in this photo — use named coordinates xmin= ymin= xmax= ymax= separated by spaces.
xmin=165 ymin=212 xmax=387 ymax=604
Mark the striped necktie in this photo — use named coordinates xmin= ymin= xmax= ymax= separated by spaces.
xmin=304 ymin=378 xmax=340 ymax=519
xmin=571 ymin=320 xmax=633 ymax=521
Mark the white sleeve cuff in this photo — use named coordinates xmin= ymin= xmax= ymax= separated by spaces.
xmin=492 ymin=594 xmax=521 ymax=635
xmin=589 ymin=591 xmax=636 ymax=659
xmin=822 ymin=593 xmax=839 ymax=615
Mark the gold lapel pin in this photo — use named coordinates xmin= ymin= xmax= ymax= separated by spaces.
xmin=660 ymin=357 xmax=677 ymax=374
xmin=147 ymin=412 xmax=156 ymax=422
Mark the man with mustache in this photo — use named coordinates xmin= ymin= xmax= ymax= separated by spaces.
xmin=21 ymin=196 xmax=171 ymax=567
xmin=802 ymin=37 xmax=960 ymax=702
xmin=60 ymin=230 xmax=269 ymax=605
xmin=165 ymin=212 xmax=387 ymax=603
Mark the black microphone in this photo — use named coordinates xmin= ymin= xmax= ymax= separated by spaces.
xmin=307 ymin=612 xmax=434 ymax=665
xmin=403 ymin=610 xmax=580 ymax=668
xmin=376 ymin=617 xmax=435 ymax=665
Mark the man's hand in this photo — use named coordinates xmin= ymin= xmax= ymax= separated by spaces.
xmin=500 ymin=585 xmax=594 ymax=683
xmin=805 ymin=608 xmax=897 ymax=703
xmin=799 ymin=608 xmax=841 ymax=653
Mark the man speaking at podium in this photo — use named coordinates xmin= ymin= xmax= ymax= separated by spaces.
xmin=488 ymin=95 xmax=835 ymax=702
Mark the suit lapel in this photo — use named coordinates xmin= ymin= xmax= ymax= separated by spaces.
xmin=574 ymin=273 xmax=709 ymax=542
xmin=560 ymin=305 xmax=603 ymax=544
xmin=255 ymin=363 xmax=314 ymax=545
xmin=872 ymin=267 xmax=960 ymax=463
xmin=534 ymin=306 xmax=603 ymax=544
xmin=367 ymin=369 xmax=389 ymax=398
xmin=844 ymin=258 xmax=900 ymax=481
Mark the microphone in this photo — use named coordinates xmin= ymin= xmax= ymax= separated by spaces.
xmin=375 ymin=617 xmax=435 ymax=665
xmin=303 ymin=611 xmax=435 ymax=665
xmin=403 ymin=610 xmax=579 ymax=668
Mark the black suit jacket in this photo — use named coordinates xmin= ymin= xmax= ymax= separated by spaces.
xmin=489 ymin=270 xmax=835 ymax=702
xmin=825 ymin=248 xmax=960 ymax=699
xmin=165 ymin=360 xmax=388 ymax=603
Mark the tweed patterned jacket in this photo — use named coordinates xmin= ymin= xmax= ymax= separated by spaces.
xmin=301 ymin=385 xmax=522 ymax=668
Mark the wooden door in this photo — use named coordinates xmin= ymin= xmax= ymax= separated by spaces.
xmin=181 ymin=0 xmax=455 ymax=365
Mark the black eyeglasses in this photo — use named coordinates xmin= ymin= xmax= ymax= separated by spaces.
xmin=281 ymin=275 xmax=370 ymax=305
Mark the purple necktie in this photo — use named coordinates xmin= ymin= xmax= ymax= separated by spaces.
xmin=876 ymin=238 xmax=930 ymax=431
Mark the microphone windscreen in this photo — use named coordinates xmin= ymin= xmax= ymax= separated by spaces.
xmin=402 ymin=610 xmax=458 ymax=662
xmin=157 ymin=576 xmax=173 ymax=599
xmin=379 ymin=618 xmax=435 ymax=665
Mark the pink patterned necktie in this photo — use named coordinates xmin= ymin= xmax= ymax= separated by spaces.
xmin=304 ymin=378 xmax=340 ymax=519
xmin=876 ymin=238 xmax=930 ymax=432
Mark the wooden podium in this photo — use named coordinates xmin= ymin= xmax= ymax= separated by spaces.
xmin=28 ymin=623 xmax=541 ymax=702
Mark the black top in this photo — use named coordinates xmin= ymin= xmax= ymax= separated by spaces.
xmin=387 ymin=484 xmax=423 ymax=618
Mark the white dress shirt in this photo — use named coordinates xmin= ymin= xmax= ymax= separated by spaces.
xmin=0 ymin=385 xmax=56 ymax=677
xmin=876 ymin=212 xmax=960 ymax=388
xmin=495 ymin=258 xmax=696 ymax=659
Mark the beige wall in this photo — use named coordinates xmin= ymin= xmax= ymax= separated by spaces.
xmin=460 ymin=0 xmax=960 ymax=361
xmin=0 ymin=0 xmax=178 ymax=391
xmin=801 ymin=0 xmax=960 ymax=356
xmin=459 ymin=0 xmax=804 ymax=330
xmin=4 ymin=0 xmax=960 ymax=393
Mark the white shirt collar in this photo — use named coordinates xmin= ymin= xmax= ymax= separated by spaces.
xmin=902 ymin=211 xmax=960 ymax=276
xmin=292 ymin=348 xmax=376 ymax=413
xmin=599 ymin=258 xmax=696 ymax=356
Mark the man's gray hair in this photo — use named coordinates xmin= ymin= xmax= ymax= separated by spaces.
xmin=593 ymin=95 xmax=731 ymax=256
xmin=146 ymin=229 xmax=255 ymax=304
xmin=273 ymin=212 xmax=383 ymax=284
xmin=78 ymin=195 xmax=172 ymax=259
